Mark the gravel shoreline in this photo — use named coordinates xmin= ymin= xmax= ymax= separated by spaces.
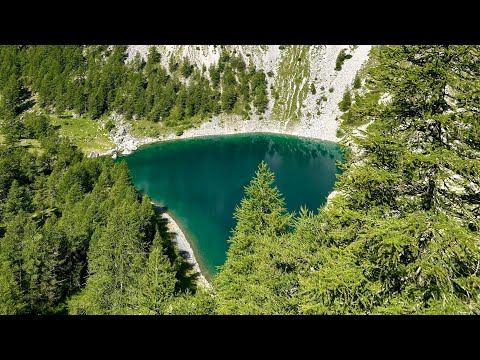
xmin=151 ymin=203 xmax=212 ymax=290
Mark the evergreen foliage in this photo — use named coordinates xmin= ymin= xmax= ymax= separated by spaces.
xmin=338 ymin=87 xmax=352 ymax=112
xmin=0 ymin=45 xmax=269 ymax=128
xmin=215 ymin=162 xmax=298 ymax=314
xmin=2 ymin=45 xmax=479 ymax=315
xmin=335 ymin=48 xmax=352 ymax=71
xmin=215 ymin=45 xmax=480 ymax=314
xmin=0 ymin=113 xmax=193 ymax=314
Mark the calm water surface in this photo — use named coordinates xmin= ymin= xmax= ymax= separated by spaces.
xmin=122 ymin=133 xmax=343 ymax=279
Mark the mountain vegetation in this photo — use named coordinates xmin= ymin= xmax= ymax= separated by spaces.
xmin=0 ymin=112 xmax=213 ymax=314
xmin=0 ymin=45 xmax=268 ymax=127
xmin=0 ymin=45 xmax=478 ymax=314
xmin=214 ymin=45 xmax=480 ymax=314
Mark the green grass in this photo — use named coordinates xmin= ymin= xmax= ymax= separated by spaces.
xmin=129 ymin=115 xmax=204 ymax=139
xmin=50 ymin=115 xmax=114 ymax=154
xmin=271 ymin=45 xmax=311 ymax=124
xmin=129 ymin=118 xmax=164 ymax=138
xmin=19 ymin=138 xmax=44 ymax=155
xmin=19 ymin=138 xmax=41 ymax=147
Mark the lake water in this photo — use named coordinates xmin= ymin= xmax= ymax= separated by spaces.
xmin=121 ymin=133 xmax=343 ymax=280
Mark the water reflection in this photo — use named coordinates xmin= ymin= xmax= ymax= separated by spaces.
xmin=122 ymin=133 xmax=342 ymax=278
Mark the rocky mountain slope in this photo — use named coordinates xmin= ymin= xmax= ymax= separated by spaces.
xmin=119 ymin=45 xmax=371 ymax=147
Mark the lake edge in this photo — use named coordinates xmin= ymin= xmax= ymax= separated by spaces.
xmin=120 ymin=133 xmax=343 ymax=283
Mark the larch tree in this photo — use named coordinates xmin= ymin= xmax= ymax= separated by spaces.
xmin=215 ymin=161 xmax=297 ymax=314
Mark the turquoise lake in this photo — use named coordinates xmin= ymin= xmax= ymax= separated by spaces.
xmin=121 ymin=133 xmax=343 ymax=280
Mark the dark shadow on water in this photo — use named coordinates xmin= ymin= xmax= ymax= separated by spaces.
xmin=149 ymin=201 xmax=201 ymax=294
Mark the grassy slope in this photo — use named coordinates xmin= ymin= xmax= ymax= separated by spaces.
xmin=129 ymin=115 xmax=208 ymax=139
xmin=129 ymin=119 xmax=163 ymax=138
xmin=50 ymin=115 xmax=114 ymax=154
xmin=271 ymin=45 xmax=311 ymax=125
xmin=1 ymin=113 xmax=113 ymax=154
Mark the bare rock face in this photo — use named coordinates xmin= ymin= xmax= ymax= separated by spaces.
xmin=117 ymin=127 xmax=127 ymax=137
xmin=110 ymin=111 xmax=124 ymax=122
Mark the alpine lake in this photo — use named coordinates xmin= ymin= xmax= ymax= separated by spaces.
xmin=121 ymin=133 xmax=343 ymax=280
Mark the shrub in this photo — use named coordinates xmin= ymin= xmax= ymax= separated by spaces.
xmin=272 ymin=89 xmax=279 ymax=101
xmin=335 ymin=48 xmax=352 ymax=71
xmin=310 ymin=83 xmax=316 ymax=95
xmin=329 ymin=86 xmax=334 ymax=93
xmin=181 ymin=57 xmax=194 ymax=78
xmin=105 ymin=120 xmax=116 ymax=132
xmin=338 ymin=87 xmax=352 ymax=112
xmin=353 ymin=75 xmax=361 ymax=89
xmin=176 ymin=129 xmax=184 ymax=136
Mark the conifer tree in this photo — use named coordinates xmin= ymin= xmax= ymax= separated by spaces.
xmin=135 ymin=230 xmax=177 ymax=314
xmin=215 ymin=161 xmax=296 ymax=314
xmin=0 ymin=74 xmax=21 ymax=120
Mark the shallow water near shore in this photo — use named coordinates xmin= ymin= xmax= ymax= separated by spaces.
xmin=121 ymin=133 xmax=343 ymax=279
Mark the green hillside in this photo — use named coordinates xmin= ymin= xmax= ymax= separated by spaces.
xmin=0 ymin=45 xmax=478 ymax=314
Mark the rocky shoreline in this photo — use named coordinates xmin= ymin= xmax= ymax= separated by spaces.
xmin=104 ymin=113 xmax=337 ymax=157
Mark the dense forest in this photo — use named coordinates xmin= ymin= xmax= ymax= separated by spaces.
xmin=0 ymin=45 xmax=479 ymax=314
xmin=0 ymin=112 xmax=215 ymax=314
